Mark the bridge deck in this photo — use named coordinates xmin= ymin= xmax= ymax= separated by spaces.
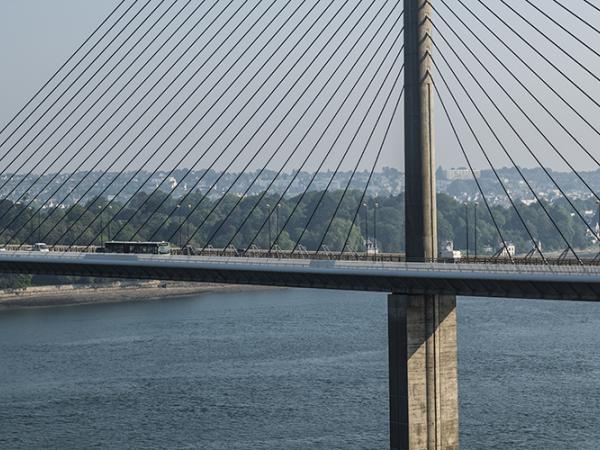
xmin=1 ymin=251 xmax=599 ymax=301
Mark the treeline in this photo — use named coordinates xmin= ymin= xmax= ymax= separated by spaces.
xmin=0 ymin=190 xmax=597 ymax=255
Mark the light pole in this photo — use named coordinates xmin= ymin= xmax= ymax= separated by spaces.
xmin=465 ymin=202 xmax=469 ymax=259
xmin=35 ymin=210 xmax=40 ymax=243
xmin=187 ymin=204 xmax=192 ymax=246
xmin=474 ymin=201 xmax=478 ymax=259
xmin=29 ymin=208 xmax=34 ymax=244
xmin=107 ymin=205 xmax=112 ymax=241
xmin=276 ymin=203 xmax=281 ymax=247
xmin=98 ymin=205 xmax=104 ymax=246
xmin=176 ymin=204 xmax=181 ymax=248
xmin=374 ymin=202 xmax=379 ymax=253
xmin=266 ymin=203 xmax=272 ymax=249
xmin=363 ymin=202 xmax=369 ymax=252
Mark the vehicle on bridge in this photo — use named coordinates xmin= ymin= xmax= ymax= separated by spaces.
xmin=32 ymin=243 xmax=50 ymax=252
xmin=440 ymin=241 xmax=462 ymax=260
xmin=99 ymin=241 xmax=171 ymax=255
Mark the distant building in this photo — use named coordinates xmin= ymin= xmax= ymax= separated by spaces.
xmin=499 ymin=243 xmax=516 ymax=258
xmin=521 ymin=199 xmax=538 ymax=206
xmin=438 ymin=167 xmax=480 ymax=181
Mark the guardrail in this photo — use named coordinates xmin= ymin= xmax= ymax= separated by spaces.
xmin=173 ymin=248 xmax=599 ymax=268
xmin=1 ymin=245 xmax=98 ymax=253
xmin=4 ymin=243 xmax=598 ymax=266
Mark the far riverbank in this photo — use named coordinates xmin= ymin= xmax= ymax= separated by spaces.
xmin=0 ymin=281 xmax=274 ymax=311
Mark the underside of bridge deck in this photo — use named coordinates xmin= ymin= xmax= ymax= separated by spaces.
xmin=1 ymin=257 xmax=600 ymax=302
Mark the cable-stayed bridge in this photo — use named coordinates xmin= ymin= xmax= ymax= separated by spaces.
xmin=2 ymin=1 xmax=600 ymax=449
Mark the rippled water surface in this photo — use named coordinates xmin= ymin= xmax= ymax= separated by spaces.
xmin=0 ymin=289 xmax=599 ymax=449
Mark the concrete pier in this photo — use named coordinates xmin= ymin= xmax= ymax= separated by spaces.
xmin=391 ymin=0 xmax=460 ymax=448
xmin=388 ymin=294 xmax=459 ymax=450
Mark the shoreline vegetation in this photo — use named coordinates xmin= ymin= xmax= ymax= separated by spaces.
xmin=0 ymin=281 xmax=273 ymax=312
xmin=2 ymin=189 xmax=598 ymax=258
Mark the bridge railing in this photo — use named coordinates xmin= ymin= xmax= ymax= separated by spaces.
xmin=175 ymin=247 xmax=599 ymax=267
xmin=3 ymin=244 xmax=600 ymax=268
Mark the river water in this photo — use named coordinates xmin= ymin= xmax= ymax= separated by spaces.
xmin=0 ymin=289 xmax=599 ymax=449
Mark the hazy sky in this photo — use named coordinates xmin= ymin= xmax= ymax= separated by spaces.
xmin=1 ymin=0 xmax=600 ymax=178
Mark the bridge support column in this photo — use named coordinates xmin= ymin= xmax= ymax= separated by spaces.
xmin=388 ymin=294 xmax=459 ymax=450
xmin=395 ymin=0 xmax=459 ymax=447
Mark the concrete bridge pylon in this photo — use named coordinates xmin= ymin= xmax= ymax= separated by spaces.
xmin=389 ymin=1 xmax=460 ymax=448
